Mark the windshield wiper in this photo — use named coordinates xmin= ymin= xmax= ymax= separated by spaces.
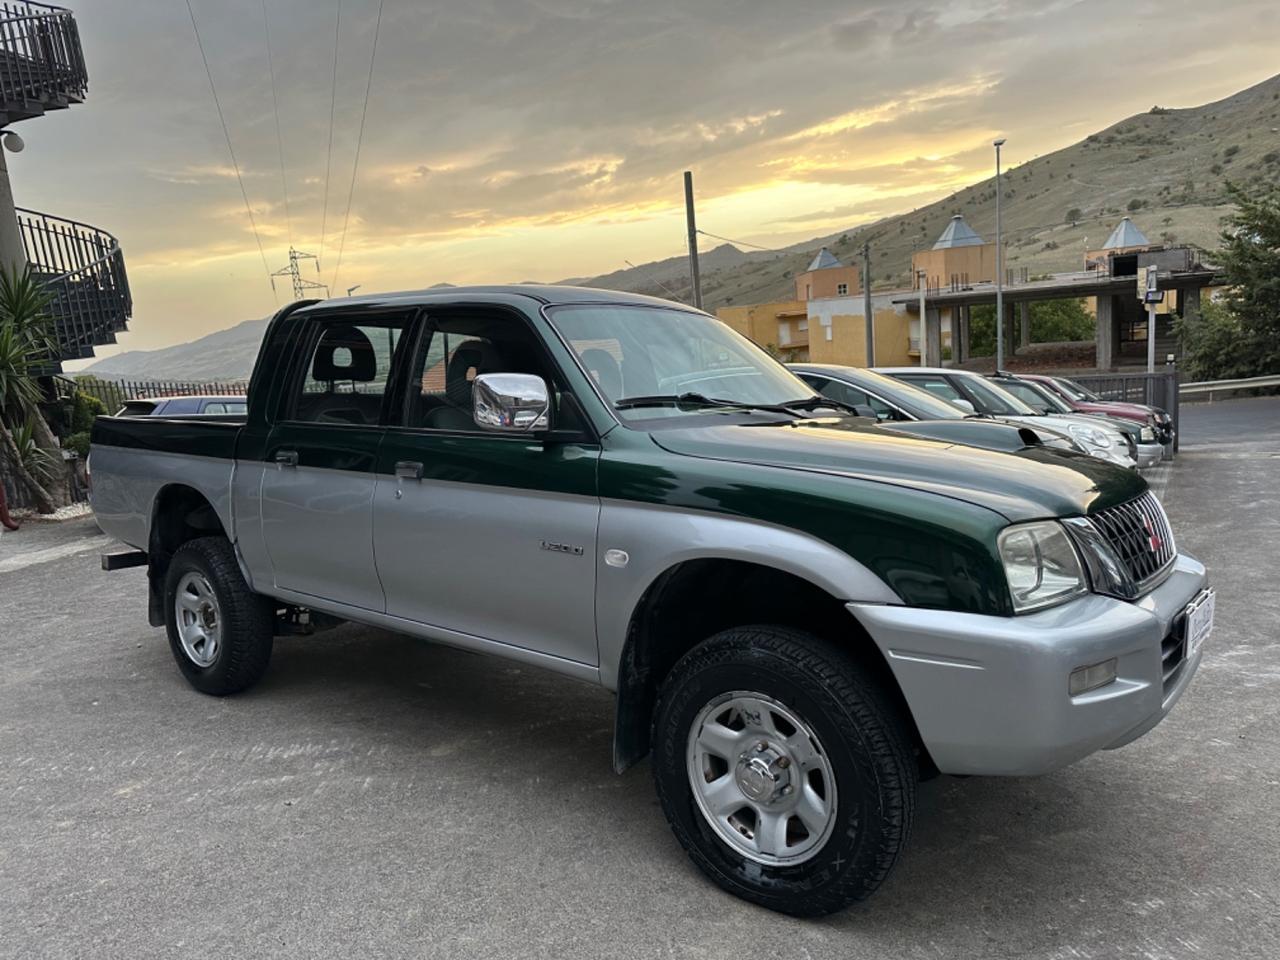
xmin=614 ymin=392 xmax=805 ymax=416
xmin=778 ymin=396 xmax=861 ymax=416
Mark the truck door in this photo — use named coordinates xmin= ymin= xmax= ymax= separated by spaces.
xmin=372 ymin=307 xmax=601 ymax=666
xmin=259 ymin=311 xmax=413 ymax=611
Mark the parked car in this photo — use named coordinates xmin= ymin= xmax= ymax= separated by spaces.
xmin=1025 ymin=374 xmax=1175 ymax=452
xmin=879 ymin=366 xmax=1139 ymax=469
xmin=987 ymin=373 xmax=1164 ymax=470
xmin=89 ymin=287 xmax=1211 ymax=916
xmin=115 ymin=395 xmax=247 ymax=417
xmin=790 ymin=363 xmax=1081 ymax=455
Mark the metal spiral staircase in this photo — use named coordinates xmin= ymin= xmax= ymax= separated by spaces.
xmin=0 ymin=2 xmax=130 ymax=371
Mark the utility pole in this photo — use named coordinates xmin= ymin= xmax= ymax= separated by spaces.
xmin=862 ymin=239 xmax=874 ymax=366
xmin=993 ymin=137 xmax=1006 ymax=372
xmin=271 ymin=247 xmax=328 ymax=300
xmin=683 ymin=171 xmax=702 ymax=310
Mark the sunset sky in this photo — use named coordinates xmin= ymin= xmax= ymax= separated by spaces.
xmin=15 ymin=0 xmax=1278 ymax=362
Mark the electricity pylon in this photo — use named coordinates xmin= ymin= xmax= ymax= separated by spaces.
xmin=271 ymin=247 xmax=329 ymax=300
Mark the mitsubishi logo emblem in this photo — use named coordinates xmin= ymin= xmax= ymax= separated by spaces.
xmin=1142 ymin=516 xmax=1163 ymax=554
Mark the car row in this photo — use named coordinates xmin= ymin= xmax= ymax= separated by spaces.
xmin=792 ymin=363 xmax=1170 ymax=471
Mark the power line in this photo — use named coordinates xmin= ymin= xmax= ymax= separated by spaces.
xmin=184 ymin=0 xmax=277 ymax=302
xmin=624 ymin=259 xmax=685 ymax=303
xmin=318 ymin=0 xmax=341 ymax=273
xmin=695 ymin=228 xmax=788 ymax=255
xmin=331 ymin=0 xmax=384 ymax=294
xmin=261 ymin=0 xmax=292 ymax=248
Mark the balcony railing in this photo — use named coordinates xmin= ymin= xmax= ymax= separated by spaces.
xmin=0 ymin=1 xmax=86 ymax=122
xmin=17 ymin=208 xmax=131 ymax=367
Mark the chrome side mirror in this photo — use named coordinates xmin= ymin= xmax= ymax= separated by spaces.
xmin=951 ymin=398 xmax=976 ymax=414
xmin=473 ymin=373 xmax=550 ymax=432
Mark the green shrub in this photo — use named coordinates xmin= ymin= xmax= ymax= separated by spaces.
xmin=69 ymin=393 xmax=106 ymax=434
xmin=64 ymin=430 xmax=91 ymax=458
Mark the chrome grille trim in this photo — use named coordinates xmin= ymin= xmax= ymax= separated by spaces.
xmin=1089 ymin=492 xmax=1177 ymax=589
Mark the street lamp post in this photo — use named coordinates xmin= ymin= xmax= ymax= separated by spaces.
xmin=993 ymin=138 xmax=1006 ymax=373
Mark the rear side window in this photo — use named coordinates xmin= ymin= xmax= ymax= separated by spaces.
xmin=899 ymin=374 xmax=963 ymax=404
xmin=287 ymin=315 xmax=411 ymax=425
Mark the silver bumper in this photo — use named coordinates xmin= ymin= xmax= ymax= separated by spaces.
xmin=849 ymin=553 xmax=1209 ymax=776
xmin=1136 ymin=442 xmax=1164 ymax=470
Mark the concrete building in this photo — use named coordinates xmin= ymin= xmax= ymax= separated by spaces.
xmin=910 ymin=214 xmax=998 ymax=293
xmin=793 ymin=247 xmax=862 ymax=301
xmin=0 ymin=2 xmax=131 ymax=371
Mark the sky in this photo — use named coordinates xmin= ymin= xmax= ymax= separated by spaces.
xmin=14 ymin=0 xmax=1278 ymax=363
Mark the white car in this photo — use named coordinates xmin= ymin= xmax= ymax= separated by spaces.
xmin=878 ymin=367 xmax=1138 ymax=469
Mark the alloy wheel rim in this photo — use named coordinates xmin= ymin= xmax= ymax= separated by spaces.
xmin=686 ymin=690 xmax=838 ymax=867
xmin=175 ymin=571 xmax=221 ymax=668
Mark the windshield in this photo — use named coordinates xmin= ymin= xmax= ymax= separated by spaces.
xmin=546 ymin=304 xmax=816 ymax=421
xmin=998 ymin=379 xmax=1072 ymax=415
xmin=1055 ymin=377 xmax=1100 ymax=402
xmin=961 ymin=376 xmax=1040 ymax=416
xmin=848 ymin=369 xmax=965 ymax=420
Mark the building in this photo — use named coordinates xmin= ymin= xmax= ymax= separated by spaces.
xmin=718 ymin=294 xmax=913 ymax=367
xmin=793 ymin=247 xmax=861 ymax=301
xmin=0 ymin=2 xmax=131 ymax=371
xmin=910 ymin=214 xmax=997 ymax=292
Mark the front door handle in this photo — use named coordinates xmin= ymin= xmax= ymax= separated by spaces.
xmin=275 ymin=449 xmax=299 ymax=468
xmin=395 ymin=460 xmax=424 ymax=481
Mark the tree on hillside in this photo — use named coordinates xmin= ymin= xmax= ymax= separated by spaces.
xmin=1176 ymin=180 xmax=1280 ymax=379
xmin=0 ymin=266 xmax=63 ymax=513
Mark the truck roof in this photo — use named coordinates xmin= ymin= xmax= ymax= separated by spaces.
xmin=307 ymin=283 xmax=689 ymax=313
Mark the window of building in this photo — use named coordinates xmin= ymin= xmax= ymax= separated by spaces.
xmin=836 ymin=283 xmax=848 ymax=296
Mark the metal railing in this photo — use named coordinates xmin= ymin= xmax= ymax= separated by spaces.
xmin=72 ymin=378 xmax=248 ymax=413
xmin=1179 ymin=373 xmax=1280 ymax=400
xmin=17 ymin=208 xmax=131 ymax=366
xmin=0 ymin=1 xmax=86 ymax=113
xmin=1072 ymin=371 xmax=1180 ymax=447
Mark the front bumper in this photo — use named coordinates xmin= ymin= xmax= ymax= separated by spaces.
xmin=1136 ymin=442 xmax=1164 ymax=470
xmin=849 ymin=553 xmax=1208 ymax=776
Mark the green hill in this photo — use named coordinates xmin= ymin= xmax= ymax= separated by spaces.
xmin=582 ymin=72 xmax=1280 ymax=308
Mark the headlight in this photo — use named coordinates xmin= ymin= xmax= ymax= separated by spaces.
xmin=997 ymin=520 xmax=1088 ymax=613
xmin=1068 ymin=423 xmax=1111 ymax=449
xmin=1140 ymin=426 xmax=1156 ymax=442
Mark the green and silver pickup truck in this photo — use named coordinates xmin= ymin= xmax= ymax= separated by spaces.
xmin=89 ymin=286 xmax=1213 ymax=916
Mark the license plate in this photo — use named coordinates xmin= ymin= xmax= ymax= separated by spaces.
xmin=1184 ymin=589 xmax=1215 ymax=660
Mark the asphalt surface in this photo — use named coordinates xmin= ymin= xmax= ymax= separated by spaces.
xmin=1 ymin=397 xmax=1278 ymax=959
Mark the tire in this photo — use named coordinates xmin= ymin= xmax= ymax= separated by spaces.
xmin=163 ymin=536 xmax=274 ymax=696
xmin=652 ymin=626 xmax=917 ymax=917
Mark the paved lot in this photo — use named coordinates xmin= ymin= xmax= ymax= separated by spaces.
xmin=2 ymin=398 xmax=1278 ymax=959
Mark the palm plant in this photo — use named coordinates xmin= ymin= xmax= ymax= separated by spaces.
xmin=0 ymin=265 xmax=61 ymax=513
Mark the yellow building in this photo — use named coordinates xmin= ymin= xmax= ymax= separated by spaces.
xmin=794 ymin=247 xmax=862 ymax=301
xmin=718 ymin=295 xmax=912 ymax=366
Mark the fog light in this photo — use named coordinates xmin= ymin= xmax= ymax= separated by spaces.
xmin=1069 ymin=658 xmax=1118 ymax=696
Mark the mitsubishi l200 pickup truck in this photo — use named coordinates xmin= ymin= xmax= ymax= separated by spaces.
xmin=89 ymin=286 xmax=1213 ymax=917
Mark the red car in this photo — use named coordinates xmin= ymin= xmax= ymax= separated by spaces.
xmin=1017 ymin=373 xmax=1174 ymax=449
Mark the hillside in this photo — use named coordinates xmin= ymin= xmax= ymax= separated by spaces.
xmin=84 ymin=73 xmax=1279 ymax=380
xmin=583 ymin=72 xmax=1280 ymax=308
xmin=81 ymin=317 xmax=268 ymax=381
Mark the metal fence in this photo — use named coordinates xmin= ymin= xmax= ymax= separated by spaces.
xmin=1073 ymin=371 xmax=1180 ymax=448
xmin=0 ymin=1 xmax=87 ymax=110
xmin=72 ymin=378 xmax=248 ymax=413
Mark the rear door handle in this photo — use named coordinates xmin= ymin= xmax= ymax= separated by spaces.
xmin=395 ymin=460 xmax=424 ymax=481
xmin=275 ymin=449 xmax=299 ymax=468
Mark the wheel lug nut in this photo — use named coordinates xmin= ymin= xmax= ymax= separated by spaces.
xmin=756 ymin=741 xmax=768 ymax=752
xmin=781 ymin=784 xmax=793 ymax=795
xmin=776 ymin=757 xmax=790 ymax=770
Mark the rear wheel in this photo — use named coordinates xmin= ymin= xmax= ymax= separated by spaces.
xmin=652 ymin=626 xmax=917 ymax=916
xmin=163 ymin=537 xmax=274 ymax=695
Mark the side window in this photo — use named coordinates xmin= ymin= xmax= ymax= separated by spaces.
xmin=203 ymin=402 xmax=228 ymax=415
xmin=1003 ymin=382 xmax=1051 ymax=413
xmin=289 ymin=316 xmax=409 ymax=425
xmin=902 ymin=375 xmax=963 ymax=404
xmin=403 ymin=312 xmax=572 ymax=433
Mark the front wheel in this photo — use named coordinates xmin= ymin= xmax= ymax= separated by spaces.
xmin=163 ymin=536 xmax=274 ymax=695
xmin=652 ymin=626 xmax=917 ymax=916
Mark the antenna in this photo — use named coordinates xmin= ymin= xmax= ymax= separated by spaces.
xmin=271 ymin=247 xmax=329 ymax=300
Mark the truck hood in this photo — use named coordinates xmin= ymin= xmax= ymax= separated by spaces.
xmin=650 ymin=418 xmax=1145 ymax=522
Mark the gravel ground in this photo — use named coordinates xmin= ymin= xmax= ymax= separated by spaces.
xmin=1 ymin=398 xmax=1277 ymax=959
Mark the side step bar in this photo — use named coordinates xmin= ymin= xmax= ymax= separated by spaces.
xmin=101 ymin=549 xmax=147 ymax=571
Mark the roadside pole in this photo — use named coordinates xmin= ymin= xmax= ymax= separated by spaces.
xmin=683 ymin=171 xmax=702 ymax=310
xmin=863 ymin=240 xmax=874 ymax=366
xmin=1140 ymin=266 xmax=1160 ymax=374
xmin=917 ymin=270 xmax=927 ymax=366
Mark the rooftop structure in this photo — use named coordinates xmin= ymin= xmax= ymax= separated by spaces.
xmin=932 ymin=215 xmax=985 ymax=249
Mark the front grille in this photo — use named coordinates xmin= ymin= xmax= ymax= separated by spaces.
xmin=1090 ymin=492 xmax=1176 ymax=587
